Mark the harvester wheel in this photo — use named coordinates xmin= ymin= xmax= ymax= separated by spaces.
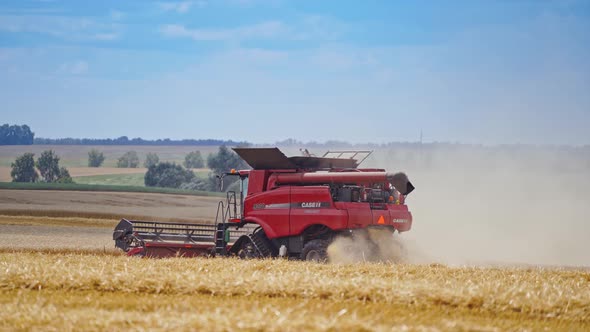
xmin=301 ymin=239 xmax=329 ymax=262
xmin=237 ymin=240 xmax=259 ymax=259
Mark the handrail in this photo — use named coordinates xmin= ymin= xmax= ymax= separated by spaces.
xmin=226 ymin=191 xmax=240 ymax=220
xmin=322 ymin=150 xmax=373 ymax=166
xmin=214 ymin=200 xmax=226 ymax=224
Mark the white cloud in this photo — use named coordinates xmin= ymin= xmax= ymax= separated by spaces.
xmin=158 ymin=1 xmax=205 ymax=14
xmin=0 ymin=15 xmax=120 ymax=41
xmin=223 ymin=0 xmax=282 ymax=7
xmin=205 ymin=48 xmax=290 ymax=68
xmin=160 ymin=21 xmax=286 ymax=41
xmin=292 ymin=15 xmax=347 ymax=41
xmin=159 ymin=14 xmax=345 ymax=43
xmin=58 ymin=60 xmax=88 ymax=75
xmin=110 ymin=10 xmax=124 ymax=21
xmin=233 ymin=48 xmax=289 ymax=62
xmin=94 ymin=32 xmax=119 ymax=41
xmin=0 ymin=15 xmax=91 ymax=35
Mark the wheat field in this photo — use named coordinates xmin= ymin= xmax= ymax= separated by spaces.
xmin=1 ymin=251 xmax=589 ymax=331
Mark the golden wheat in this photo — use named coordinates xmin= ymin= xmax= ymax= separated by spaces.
xmin=0 ymin=252 xmax=588 ymax=331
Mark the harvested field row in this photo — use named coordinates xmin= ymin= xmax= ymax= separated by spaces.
xmin=0 ymin=225 xmax=112 ymax=250
xmin=0 ymin=183 xmax=221 ymax=197
xmin=0 ymin=166 xmax=147 ymax=182
xmin=0 ymin=215 xmax=117 ymax=228
xmin=0 ymin=209 xmax=209 ymax=224
xmin=0 ymin=189 xmax=220 ymax=222
xmin=0 ymin=252 xmax=588 ymax=331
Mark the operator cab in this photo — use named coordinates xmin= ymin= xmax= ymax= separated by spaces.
xmin=220 ymin=170 xmax=250 ymax=220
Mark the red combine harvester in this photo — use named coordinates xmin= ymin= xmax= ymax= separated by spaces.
xmin=113 ymin=148 xmax=414 ymax=261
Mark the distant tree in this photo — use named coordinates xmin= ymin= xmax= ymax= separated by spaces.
xmin=36 ymin=150 xmax=61 ymax=182
xmin=56 ymin=167 xmax=74 ymax=183
xmin=179 ymin=174 xmax=221 ymax=191
xmin=115 ymin=136 xmax=129 ymax=144
xmin=206 ymin=146 xmax=249 ymax=192
xmin=184 ymin=151 xmax=204 ymax=169
xmin=0 ymin=124 xmax=34 ymax=145
xmin=144 ymin=153 xmax=159 ymax=168
xmin=88 ymin=149 xmax=105 ymax=167
xmin=207 ymin=146 xmax=248 ymax=174
xmin=144 ymin=162 xmax=195 ymax=188
xmin=34 ymin=136 xmax=249 ymax=146
xmin=32 ymin=150 xmax=72 ymax=183
xmin=117 ymin=151 xmax=139 ymax=168
xmin=10 ymin=153 xmax=38 ymax=182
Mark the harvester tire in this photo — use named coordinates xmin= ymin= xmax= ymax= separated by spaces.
xmin=237 ymin=239 xmax=259 ymax=259
xmin=301 ymin=239 xmax=329 ymax=262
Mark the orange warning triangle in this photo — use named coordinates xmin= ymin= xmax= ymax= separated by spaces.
xmin=377 ymin=215 xmax=385 ymax=224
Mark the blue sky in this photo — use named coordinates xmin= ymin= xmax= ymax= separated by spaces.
xmin=1 ymin=0 xmax=589 ymax=145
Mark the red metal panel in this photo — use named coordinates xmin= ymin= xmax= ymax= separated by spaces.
xmin=289 ymin=186 xmax=347 ymax=234
xmin=246 ymin=170 xmax=268 ymax=195
xmin=334 ymin=202 xmax=372 ymax=229
xmin=370 ymin=205 xmax=389 ymax=226
xmin=389 ymin=204 xmax=413 ymax=232
xmin=243 ymin=186 xmax=291 ymax=238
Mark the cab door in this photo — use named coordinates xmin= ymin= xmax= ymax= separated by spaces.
xmin=243 ymin=186 xmax=291 ymax=239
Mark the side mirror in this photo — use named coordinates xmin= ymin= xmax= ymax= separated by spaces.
xmin=216 ymin=174 xmax=225 ymax=192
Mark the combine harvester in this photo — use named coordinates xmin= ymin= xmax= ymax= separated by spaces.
xmin=113 ymin=148 xmax=414 ymax=261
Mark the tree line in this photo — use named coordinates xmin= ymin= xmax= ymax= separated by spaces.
xmin=9 ymin=146 xmax=245 ymax=193
xmin=5 ymin=124 xmax=589 ymax=149
xmin=147 ymin=146 xmax=248 ymax=192
xmin=10 ymin=150 xmax=72 ymax=183
xmin=34 ymin=136 xmax=249 ymax=146
xmin=87 ymin=146 xmax=245 ymax=192
xmin=0 ymin=124 xmax=34 ymax=145
xmin=86 ymin=150 xmax=205 ymax=169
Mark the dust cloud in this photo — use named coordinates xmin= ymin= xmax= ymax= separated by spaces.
xmin=332 ymin=145 xmax=590 ymax=267
xmin=328 ymin=228 xmax=431 ymax=264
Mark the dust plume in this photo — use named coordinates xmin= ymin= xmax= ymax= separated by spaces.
xmin=327 ymin=228 xmax=430 ymax=264
xmin=363 ymin=145 xmax=590 ymax=267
